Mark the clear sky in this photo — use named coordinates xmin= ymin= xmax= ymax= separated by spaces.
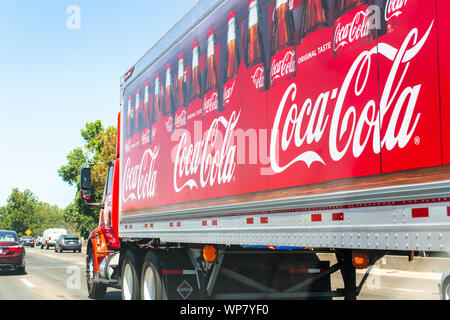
xmin=0 ymin=0 xmax=197 ymax=208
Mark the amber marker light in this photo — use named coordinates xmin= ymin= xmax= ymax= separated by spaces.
xmin=352 ymin=252 xmax=370 ymax=269
xmin=202 ymin=245 xmax=217 ymax=263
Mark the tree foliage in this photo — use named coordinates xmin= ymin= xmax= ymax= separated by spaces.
xmin=58 ymin=121 xmax=117 ymax=238
xmin=0 ymin=188 xmax=75 ymax=237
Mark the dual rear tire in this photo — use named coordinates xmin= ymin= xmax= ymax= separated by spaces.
xmin=121 ymin=250 xmax=164 ymax=300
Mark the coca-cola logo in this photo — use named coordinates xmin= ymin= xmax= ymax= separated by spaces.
xmin=175 ymin=110 xmax=187 ymax=129
xmin=334 ymin=8 xmax=371 ymax=51
xmin=123 ymin=146 xmax=159 ymax=202
xmin=125 ymin=139 xmax=132 ymax=154
xmin=223 ymin=79 xmax=236 ymax=105
xmin=203 ymin=91 xmax=219 ymax=114
xmin=251 ymin=66 xmax=265 ymax=90
xmin=165 ymin=116 xmax=173 ymax=132
xmin=270 ymin=49 xmax=296 ymax=84
xmin=173 ymin=110 xmax=240 ymax=192
xmin=141 ymin=128 xmax=150 ymax=145
xmin=271 ymin=22 xmax=433 ymax=173
xmin=385 ymin=0 xmax=408 ymax=22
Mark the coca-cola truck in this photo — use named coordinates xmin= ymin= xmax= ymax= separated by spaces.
xmin=80 ymin=0 xmax=450 ymax=300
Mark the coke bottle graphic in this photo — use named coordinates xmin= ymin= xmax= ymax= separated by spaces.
xmin=290 ymin=0 xmax=305 ymax=42
xmin=144 ymin=81 xmax=150 ymax=128
xmin=177 ymin=53 xmax=187 ymax=109
xmin=246 ymin=0 xmax=265 ymax=91
xmin=190 ymin=41 xmax=202 ymax=101
xmin=302 ymin=0 xmax=329 ymax=36
xmin=165 ymin=63 xmax=175 ymax=132
xmin=204 ymin=28 xmax=219 ymax=115
xmin=225 ymin=10 xmax=240 ymax=82
xmin=142 ymin=81 xmax=151 ymax=145
xmin=165 ymin=63 xmax=175 ymax=115
xmin=223 ymin=10 xmax=240 ymax=107
xmin=175 ymin=53 xmax=187 ymax=129
xmin=135 ymin=88 xmax=141 ymax=133
xmin=153 ymin=72 xmax=162 ymax=122
xmin=127 ymin=95 xmax=132 ymax=137
xmin=270 ymin=0 xmax=296 ymax=87
xmin=205 ymin=28 xmax=218 ymax=93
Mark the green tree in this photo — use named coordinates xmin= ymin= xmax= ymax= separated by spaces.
xmin=58 ymin=121 xmax=117 ymax=238
xmin=0 ymin=189 xmax=76 ymax=237
xmin=0 ymin=188 xmax=37 ymax=236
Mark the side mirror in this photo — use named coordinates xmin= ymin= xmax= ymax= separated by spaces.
xmin=80 ymin=167 xmax=92 ymax=201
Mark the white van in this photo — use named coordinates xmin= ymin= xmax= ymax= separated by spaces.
xmin=41 ymin=228 xmax=67 ymax=249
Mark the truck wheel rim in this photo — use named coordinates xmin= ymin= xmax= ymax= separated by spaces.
xmin=446 ymin=284 xmax=450 ymax=300
xmin=87 ymin=258 xmax=94 ymax=287
xmin=142 ymin=267 xmax=156 ymax=300
xmin=122 ymin=263 xmax=133 ymax=300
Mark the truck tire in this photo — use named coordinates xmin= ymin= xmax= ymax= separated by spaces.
xmin=140 ymin=251 xmax=165 ymax=300
xmin=121 ymin=250 xmax=142 ymax=300
xmin=442 ymin=279 xmax=450 ymax=300
xmin=86 ymin=249 xmax=107 ymax=300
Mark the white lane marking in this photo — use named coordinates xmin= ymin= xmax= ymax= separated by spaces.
xmin=20 ymin=278 xmax=36 ymax=288
xmin=392 ymin=287 xmax=425 ymax=293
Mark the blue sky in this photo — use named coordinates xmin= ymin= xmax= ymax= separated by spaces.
xmin=0 ymin=0 xmax=197 ymax=208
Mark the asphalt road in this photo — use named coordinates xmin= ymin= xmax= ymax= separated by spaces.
xmin=0 ymin=246 xmax=443 ymax=300
xmin=0 ymin=245 xmax=121 ymax=300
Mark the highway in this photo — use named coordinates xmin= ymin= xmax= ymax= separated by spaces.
xmin=0 ymin=246 xmax=121 ymax=300
xmin=0 ymin=246 xmax=443 ymax=300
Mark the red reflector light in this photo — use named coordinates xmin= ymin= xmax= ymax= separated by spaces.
xmin=412 ymin=208 xmax=429 ymax=218
xmin=7 ymin=246 xmax=23 ymax=252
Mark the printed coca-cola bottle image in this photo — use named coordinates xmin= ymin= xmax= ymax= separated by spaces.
xmin=141 ymin=81 xmax=151 ymax=146
xmin=302 ymin=0 xmax=329 ymax=36
xmin=175 ymin=53 xmax=187 ymax=129
xmin=126 ymin=95 xmax=132 ymax=138
xmin=333 ymin=0 xmax=373 ymax=56
xmin=289 ymin=0 xmax=305 ymax=42
xmin=144 ymin=81 xmax=150 ymax=128
xmin=225 ymin=10 xmax=240 ymax=82
xmin=135 ymin=88 xmax=141 ymax=133
xmin=190 ymin=41 xmax=202 ymax=101
xmin=165 ymin=63 xmax=175 ymax=115
xmin=203 ymin=28 xmax=219 ymax=115
xmin=223 ymin=10 xmax=240 ymax=108
xmin=270 ymin=0 xmax=296 ymax=87
xmin=153 ymin=72 xmax=162 ymax=123
xmin=205 ymin=28 xmax=218 ymax=93
xmin=177 ymin=53 xmax=187 ymax=109
xmin=246 ymin=0 xmax=266 ymax=91
xmin=164 ymin=63 xmax=175 ymax=132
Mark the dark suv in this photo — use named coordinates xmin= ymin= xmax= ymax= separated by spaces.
xmin=55 ymin=234 xmax=81 ymax=253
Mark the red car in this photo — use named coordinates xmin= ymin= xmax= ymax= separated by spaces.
xmin=0 ymin=230 xmax=26 ymax=274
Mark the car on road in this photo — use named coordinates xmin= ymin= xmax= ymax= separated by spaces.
xmin=35 ymin=234 xmax=43 ymax=247
xmin=0 ymin=230 xmax=26 ymax=274
xmin=55 ymin=234 xmax=82 ymax=253
xmin=439 ymin=268 xmax=450 ymax=300
xmin=41 ymin=228 xmax=67 ymax=249
xmin=19 ymin=236 xmax=35 ymax=247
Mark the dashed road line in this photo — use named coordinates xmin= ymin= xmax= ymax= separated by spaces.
xmin=20 ymin=278 xmax=36 ymax=288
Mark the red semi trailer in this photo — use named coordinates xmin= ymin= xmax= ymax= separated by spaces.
xmin=80 ymin=0 xmax=450 ymax=300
